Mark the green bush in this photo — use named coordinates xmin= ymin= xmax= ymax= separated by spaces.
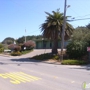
xmin=66 ymin=41 xmax=88 ymax=59
xmin=0 ymin=44 xmax=4 ymax=48
xmin=61 ymin=60 xmax=87 ymax=65
xmin=11 ymin=51 xmax=21 ymax=56
xmin=0 ymin=48 xmax=4 ymax=53
xmin=52 ymin=55 xmax=59 ymax=60
xmin=0 ymin=44 xmax=4 ymax=53
xmin=21 ymin=49 xmax=33 ymax=55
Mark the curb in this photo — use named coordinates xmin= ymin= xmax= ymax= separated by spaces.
xmin=42 ymin=61 xmax=61 ymax=65
xmin=0 ymin=54 xmax=11 ymax=57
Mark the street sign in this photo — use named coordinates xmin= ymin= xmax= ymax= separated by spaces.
xmin=87 ymin=47 xmax=90 ymax=51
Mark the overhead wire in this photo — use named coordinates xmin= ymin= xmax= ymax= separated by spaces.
xmin=67 ymin=18 xmax=90 ymax=22
xmin=67 ymin=6 xmax=90 ymax=22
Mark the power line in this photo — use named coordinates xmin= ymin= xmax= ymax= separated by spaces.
xmin=69 ymin=7 xmax=80 ymax=16
xmin=68 ymin=6 xmax=90 ymax=20
xmin=67 ymin=18 xmax=90 ymax=22
xmin=72 ymin=14 xmax=90 ymax=19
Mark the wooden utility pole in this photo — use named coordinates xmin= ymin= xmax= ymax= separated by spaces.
xmin=60 ymin=0 xmax=67 ymax=61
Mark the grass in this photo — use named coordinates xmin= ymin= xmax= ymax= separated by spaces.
xmin=61 ymin=59 xmax=87 ymax=65
xmin=31 ymin=53 xmax=88 ymax=65
xmin=21 ymin=49 xmax=33 ymax=55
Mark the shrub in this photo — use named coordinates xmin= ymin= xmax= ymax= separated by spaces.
xmin=8 ymin=44 xmax=17 ymax=50
xmin=11 ymin=51 xmax=21 ymax=56
xmin=14 ymin=46 xmax=21 ymax=51
xmin=8 ymin=44 xmax=21 ymax=51
xmin=66 ymin=41 xmax=88 ymax=59
xmin=21 ymin=49 xmax=33 ymax=54
xmin=0 ymin=44 xmax=4 ymax=48
xmin=61 ymin=60 xmax=87 ymax=65
xmin=24 ymin=40 xmax=36 ymax=50
xmin=0 ymin=44 xmax=4 ymax=53
xmin=0 ymin=48 xmax=4 ymax=53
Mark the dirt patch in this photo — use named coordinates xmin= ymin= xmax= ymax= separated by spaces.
xmin=43 ymin=59 xmax=61 ymax=64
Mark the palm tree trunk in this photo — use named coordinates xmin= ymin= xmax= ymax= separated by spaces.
xmin=52 ymin=39 xmax=58 ymax=54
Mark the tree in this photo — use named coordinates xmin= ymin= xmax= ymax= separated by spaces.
xmin=16 ymin=36 xmax=25 ymax=44
xmin=72 ymin=26 xmax=90 ymax=42
xmin=2 ymin=37 xmax=14 ymax=45
xmin=8 ymin=44 xmax=21 ymax=51
xmin=24 ymin=40 xmax=36 ymax=50
xmin=16 ymin=35 xmax=43 ymax=44
xmin=40 ymin=9 xmax=74 ymax=54
xmin=67 ymin=26 xmax=90 ymax=59
xmin=86 ymin=23 xmax=90 ymax=29
xmin=0 ymin=43 xmax=4 ymax=53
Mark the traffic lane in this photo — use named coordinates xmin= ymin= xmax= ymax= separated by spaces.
xmin=0 ymin=65 xmax=61 ymax=90
xmin=1 ymin=57 xmax=90 ymax=83
xmin=0 ymin=71 xmax=80 ymax=90
xmin=0 ymin=60 xmax=88 ymax=90
xmin=0 ymin=57 xmax=89 ymax=86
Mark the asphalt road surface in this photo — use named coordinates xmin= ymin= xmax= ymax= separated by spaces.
xmin=0 ymin=51 xmax=90 ymax=90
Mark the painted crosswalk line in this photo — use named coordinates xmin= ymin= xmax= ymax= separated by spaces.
xmin=0 ymin=72 xmax=41 ymax=84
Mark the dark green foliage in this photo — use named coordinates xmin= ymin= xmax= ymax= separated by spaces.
xmin=67 ymin=26 xmax=90 ymax=59
xmin=11 ymin=51 xmax=21 ymax=56
xmin=0 ymin=44 xmax=4 ymax=53
xmin=16 ymin=36 xmax=25 ymax=44
xmin=0 ymin=48 xmax=4 ymax=53
xmin=2 ymin=37 xmax=14 ymax=45
xmin=40 ymin=9 xmax=74 ymax=54
xmin=86 ymin=23 xmax=90 ymax=29
xmin=21 ymin=49 xmax=33 ymax=55
xmin=61 ymin=60 xmax=87 ymax=65
xmin=0 ymin=44 xmax=4 ymax=48
xmin=16 ymin=35 xmax=43 ymax=44
xmin=66 ymin=41 xmax=88 ymax=59
xmin=72 ymin=27 xmax=90 ymax=42
xmin=31 ymin=53 xmax=59 ymax=60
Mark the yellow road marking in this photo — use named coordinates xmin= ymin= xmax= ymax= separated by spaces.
xmin=20 ymin=72 xmax=41 ymax=80
xmin=0 ymin=72 xmax=41 ymax=84
xmin=53 ymin=76 xmax=58 ymax=79
xmin=6 ymin=73 xmax=26 ymax=84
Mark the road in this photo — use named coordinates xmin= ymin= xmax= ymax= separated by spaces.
xmin=0 ymin=50 xmax=90 ymax=90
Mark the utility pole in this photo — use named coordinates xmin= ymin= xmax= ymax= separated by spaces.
xmin=25 ymin=28 xmax=26 ymax=43
xmin=60 ymin=0 xmax=67 ymax=61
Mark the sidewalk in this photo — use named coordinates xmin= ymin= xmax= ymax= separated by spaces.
xmin=0 ymin=53 xmax=10 ymax=57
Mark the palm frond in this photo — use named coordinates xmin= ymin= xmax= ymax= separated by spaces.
xmin=40 ymin=9 xmax=74 ymax=40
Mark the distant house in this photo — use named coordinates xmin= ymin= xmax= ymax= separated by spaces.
xmin=34 ymin=39 xmax=69 ymax=49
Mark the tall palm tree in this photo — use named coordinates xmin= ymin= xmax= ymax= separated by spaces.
xmin=40 ymin=9 xmax=74 ymax=54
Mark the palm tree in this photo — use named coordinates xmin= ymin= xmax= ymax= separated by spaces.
xmin=40 ymin=9 xmax=74 ymax=54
